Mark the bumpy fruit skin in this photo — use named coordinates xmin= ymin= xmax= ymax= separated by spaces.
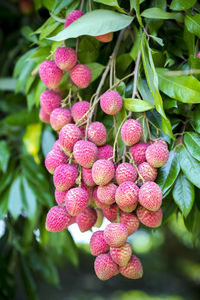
xmin=39 ymin=61 xmax=62 ymax=89
xmin=70 ymin=64 xmax=92 ymax=88
xmin=94 ymin=253 xmax=118 ymax=281
xmin=71 ymin=101 xmax=90 ymax=123
xmin=146 ymin=143 xmax=169 ymax=168
xmin=65 ymin=187 xmax=89 ymax=216
xmin=90 ymin=231 xmax=109 ymax=256
xmin=104 ymin=223 xmax=128 ymax=247
xmin=115 ymin=163 xmax=138 ymax=185
xmin=95 ymin=32 xmax=113 ymax=42
xmin=45 ymin=149 xmax=68 ymax=174
xmin=120 ymin=255 xmax=143 ymax=279
xmin=50 ymin=108 xmax=72 ymax=131
xmin=93 ymin=187 xmax=109 ymax=209
xmin=121 ymin=119 xmax=143 ymax=146
xmin=87 ymin=122 xmax=107 ymax=146
xmin=40 ymin=90 xmax=62 ymax=115
xmin=137 ymin=206 xmax=162 ymax=228
xmin=45 ymin=206 xmax=72 ymax=232
xmin=64 ymin=10 xmax=84 ymax=28
xmin=76 ymin=206 xmax=97 ymax=232
xmin=103 ymin=204 xmax=117 ymax=221
xmin=97 ymin=183 xmax=117 ymax=205
xmin=73 ymin=140 xmax=98 ymax=168
xmin=55 ymin=189 xmax=67 ymax=206
xmin=139 ymin=181 xmax=162 ymax=211
xmin=53 ymin=164 xmax=78 ymax=191
xmin=81 ymin=182 xmax=94 ymax=205
xmin=59 ymin=124 xmax=81 ymax=152
xmin=97 ymin=144 xmax=113 ymax=160
xmin=94 ymin=208 xmax=103 ymax=227
xmin=110 ymin=242 xmax=132 ymax=267
xmin=100 ymin=90 xmax=123 ymax=115
xmin=92 ymin=159 xmax=115 ymax=186
xmin=39 ymin=107 xmax=50 ymax=123
xmin=138 ymin=162 xmax=157 ymax=182
xmin=54 ymin=47 xmax=77 ymax=71
xmin=153 ymin=138 xmax=168 ymax=147
xmin=115 ymin=181 xmax=139 ymax=213
xmin=129 ymin=142 xmax=150 ymax=165
xmin=52 ymin=140 xmax=61 ymax=151
xmin=82 ymin=167 xmax=96 ymax=187
xmin=120 ymin=212 xmax=139 ymax=236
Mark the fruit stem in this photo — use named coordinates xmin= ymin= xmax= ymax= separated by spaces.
xmin=127 ymin=152 xmax=145 ymax=183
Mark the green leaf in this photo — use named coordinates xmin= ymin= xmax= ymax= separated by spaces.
xmin=22 ymin=177 xmax=37 ymax=219
xmin=86 ymin=63 xmax=105 ymax=82
xmin=16 ymin=60 xmax=36 ymax=92
xmin=184 ymin=132 xmax=200 ymax=161
xmin=8 ymin=176 xmax=23 ymax=219
xmin=131 ymin=0 xmax=143 ymax=26
xmin=157 ymin=68 xmax=200 ymax=103
xmin=170 ymin=0 xmax=196 ymax=10
xmin=5 ymin=109 xmax=39 ymax=126
xmin=49 ymin=10 xmax=133 ymax=41
xmin=173 ymin=172 xmax=194 ymax=217
xmin=78 ymin=37 xmax=100 ymax=64
xmin=123 ymin=98 xmax=154 ymax=112
xmin=192 ymin=105 xmax=200 ymax=133
xmin=141 ymin=8 xmax=184 ymax=22
xmin=0 ymin=78 xmax=16 ymax=91
xmin=41 ymin=127 xmax=56 ymax=157
xmin=130 ymin=27 xmax=142 ymax=61
xmin=52 ymin=0 xmax=74 ymax=14
xmin=14 ymin=49 xmax=36 ymax=78
xmin=184 ymin=203 xmax=200 ymax=237
xmin=30 ymin=47 xmax=51 ymax=64
xmin=0 ymin=141 xmax=10 ymax=173
xmin=185 ymin=14 xmax=200 ymax=38
xmin=94 ymin=0 xmax=125 ymax=13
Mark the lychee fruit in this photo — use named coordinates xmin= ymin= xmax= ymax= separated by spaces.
xmin=97 ymin=183 xmax=117 ymax=205
xmin=153 ymin=138 xmax=168 ymax=148
xmin=129 ymin=142 xmax=150 ymax=165
xmin=115 ymin=181 xmax=139 ymax=213
xmin=146 ymin=143 xmax=169 ymax=168
xmin=121 ymin=119 xmax=143 ymax=146
xmin=103 ymin=204 xmax=118 ymax=222
xmin=97 ymin=144 xmax=113 ymax=160
xmin=87 ymin=122 xmax=107 ymax=146
xmin=52 ymin=140 xmax=61 ymax=151
xmin=138 ymin=181 xmax=162 ymax=211
xmin=39 ymin=60 xmax=62 ymax=89
xmin=100 ymin=90 xmax=123 ymax=115
xmin=39 ymin=107 xmax=50 ymax=123
xmin=137 ymin=206 xmax=162 ymax=228
xmin=94 ymin=208 xmax=103 ymax=227
xmin=119 ymin=255 xmax=143 ymax=279
xmin=50 ymin=108 xmax=72 ymax=131
xmin=138 ymin=162 xmax=157 ymax=182
xmin=70 ymin=64 xmax=92 ymax=88
xmin=104 ymin=223 xmax=128 ymax=247
xmin=54 ymin=47 xmax=77 ymax=71
xmin=45 ymin=206 xmax=72 ymax=232
xmin=115 ymin=163 xmax=138 ymax=185
xmin=93 ymin=187 xmax=109 ymax=209
xmin=45 ymin=149 xmax=68 ymax=174
xmin=90 ymin=231 xmax=109 ymax=256
xmin=65 ymin=187 xmax=89 ymax=216
xmin=71 ymin=101 xmax=90 ymax=123
xmin=120 ymin=212 xmax=139 ymax=236
xmin=76 ymin=206 xmax=97 ymax=232
xmin=53 ymin=164 xmax=78 ymax=191
xmin=59 ymin=123 xmax=81 ymax=153
xmin=64 ymin=10 xmax=84 ymax=28
xmin=110 ymin=242 xmax=132 ymax=267
xmin=81 ymin=182 xmax=94 ymax=205
xmin=55 ymin=189 xmax=67 ymax=206
xmin=73 ymin=140 xmax=98 ymax=168
xmin=82 ymin=167 xmax=96 ymax=187
xmin=40 ymin=89 xmax=62 ymax=114
xmin=92 ymin=159 xmax=115 ymax=186
xmin=94 ymin=253 xmax=118 ymax=280
xmin=95 ymin=32 xmax=113 ymax=43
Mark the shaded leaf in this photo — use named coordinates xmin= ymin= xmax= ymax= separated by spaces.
xmin=170 ymin=0 xmax=196 ymax=10
xmin=184 ymin=132 xmax=200 ymax=161
xmin=86 ymin=63 xmax=105 ymax=82
xmin=0 ymin=141 xmax=10 ymax=173
xmin=141 ymin=8 xmax=183 ymax=22
xmin=185 ymin=14 xmax=200 ymax=39
xmin=8 ymin=176 xmax=23 ymax=219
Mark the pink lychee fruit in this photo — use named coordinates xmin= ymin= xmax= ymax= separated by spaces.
xmin=81 ymin=182 xmax=94 ymax=205
xmin=95 ymin=32 xmax=113 ymax=43
xmin=104 ymin=223 xmax=128 ymax=247
xmin=121 ymin=119 xmax=143 ymax=146
xmin=70 ymin=64 xmax=92 ymax=88
xmin=138 ymin=181 xmax=162 ymax=211
xmin=53 ymin=164 xmax=78 ymax=191
xmin=64 ymin=10 xmax=84 ymax=28
xmin=97 ymin=144 xmax=113 ymax=160
xmin=52 ymin=140 xmax=61 ymax=151
xmin=80 ymin=126 xmax=86 ymax=139
xmin=55 ymin=189 xmax=67 ymax=206
xmin=102 ymin=204 xmax=118 ymax=222
xmin=146 ymin=143 xmax=169 ymax=168
xmin=97 ymin=183 xmax=117 ymax=205
xmin=76 ymin=206 xmax=97 ymax=232
xmin=120 ymin=212 xmax=139 ymax=236
xmin=45 ymin=149 xmax=68 ymax=174
xmin=94 ymin=253 xmax=118 ymax=280
xmin=50 ymin=108 xmax=72 ymax=131
xmin=138 ymin=162 xmax=157 ymax=182
xmin=115 ymin=181 xmax=139 ymax=213
xmin=90 ymin=231 xmax=109 ymax=256
xmin=87 ymin=122 xmax=107 ymax=146
xmin=39 ymin=60 xmax=62 ymax=89
xmin=92 ymin=159 xmax=115 ymax=186
xmin=119 ymin=254 xmax=143 ymax=279
xmin=73 ymin=140 xmax=98 ymax=168
xmin=129 ymin=142 xmax=150 ymax=165
xmin=82 ymin=167 xmax=96 ymax=187
xmin=59 ymin=123 xmax=81 ymax=153
xmin=65 ymin=187 xmax=89 ymax=216
xmin=93 ymin=187 xmax=109 ymax=209
xmin=94 ymin=208 xmax=103 ymax=227
xmin=45 ymin=206 xmax=72 ymax=232
xmin=100 ymin=90 xmax=123 ymax=115
xmin=137 ymin=206 xmax=163 ymax=228
xmin=39 ymin=107 xmax=50 ymax=123
xmin=71 ymin=101 xmax=90 ymax=123
xmin=153 ymin=138 xmax=168 ymax=148
xmin=110 ymin=242 xmax=132 ymax=267
xmin=115 ymin=163 xmax=138 ymax=185
xmin=40 ymin=89 xmax=62 ymax=115
xmin=54 ymin=47 xmax=77 ymax=71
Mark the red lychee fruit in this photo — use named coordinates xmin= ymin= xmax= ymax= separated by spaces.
xmin=55 ymin=189 xmax=67 ymax=206
xmin=82 ymin=167 xmax=96 ymax=187
xmin=45 ymin=206 xmax=72 ymax=232
xmin=94 ymin=253 xmax=118 ymax=280
xmin=137 ymin=206 xmax=162 ymax=228
xmin=120 ymin=212 xmax=139 ymax=236
xmin=93 ymin=187 xmax=109 ymax=209
xmin=110 ymin=242 xmax=132 ymax=267
xmin=73 ymin=140 xmax=98 ymax=168
xmin=146 ymin=143 xmax=169 ymax=168
xmin=115 ymin=181 xmax=139 ymax=213
xmin=138 ymin=162 xmax=157 ymax=182
xmin=95 ymin=32 xmax=113 ymax=43
xmin=39 ymin=107 xmax=50 ymax=123
xmin=39 ymin=61 xmax=62 ymax=89
xmin=94 ymin=208 xmax=104 ymax=227
xmin=129 ymin=142 xmax=150 ymax=165
xmin=153 ymin=138 xmax=168 ymax=147
xmin=103 ymin=203 xmax=118 ymax=222
xmin=54 ymin=47 xmax=77 ymax=71
xmin=59 ymin=123 xmax=81 ymax=153
xmin=92 ymin=159 xmax=115 ymax=186
xmin=97 ymin=144 xmax=113 ymax=160
xmin=90 ymin=231 xmax=109 ymax=256
xmin=53 ymin=164 xmax=78 ymax=191
xmin=70 ymin=64 xmax=92 ymax=88
xmin=50 ymin=108 xmax=72 ymax=131
xmin=100 ymin=90 xmax=123 ymax=115
xmin=87 ymin=122 xmax=107 ymax=146
xmin=65 ymin=187 xmax=89 ymax=216
xmin=104 ymin=223 xmax=128 ymax=247
xmin=119 ymin=255 xmax=143 ymax=279
xmin=45 ymin=149 xmax=68 ymax=174
xmin=76 ymin=206 xmax=97 ymax=232
xmin=40 ymin=90 xmax=62 ymax=115
xmin=115 ymin=163 xmax=138 ymax=185
xmin=121 ymin=119 xmax=143 ymax=146
xmin=138 ymin=181 xmax=162 ymax=211
xmin=71 ymin=101 xmax=90 ymax=123
xmin=81 ymin=182 xmax=94 ymax=205
xmin=64 ymin=10 xmax=84 ymax=28
xmin=97 ymin=183 xmax=117 ymax=205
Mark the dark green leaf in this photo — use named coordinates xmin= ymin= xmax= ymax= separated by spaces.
xmin=192 ymin=105 xmax=200 ymax=133
xmin=123 ymin=98 xmax=154 ymax=112
xmin=86 ymin=63 xmax=105 ymax=82
xmin=141 ymin=8 xmax=184 ymax=22
xmin=184 ymin=132 xmax=200 ymax=161
xmin=170 ymin=0 xmax=196 ymax=10
xmin=0 ymin=141 xmax=10 ymax=172
xmin=78 ymin=36 xmax=100 ymax=64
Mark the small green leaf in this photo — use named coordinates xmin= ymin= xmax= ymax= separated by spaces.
xmin=184 ymin=132 xmax=200 ymax=161
xmin=141 ymin=8 xmax=184 ymax=22
xmin=185 ymin=14 xmax=200 ymax=39
xmin=170 ymin=0 xmax=196 ymax=10
xmin=86 ymin=63 xmax=105 ymax=82
xmin=0 ymin=141 xmax=10 ymax=173
xmin=123 ymin=98 xmax=154 ymax=112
